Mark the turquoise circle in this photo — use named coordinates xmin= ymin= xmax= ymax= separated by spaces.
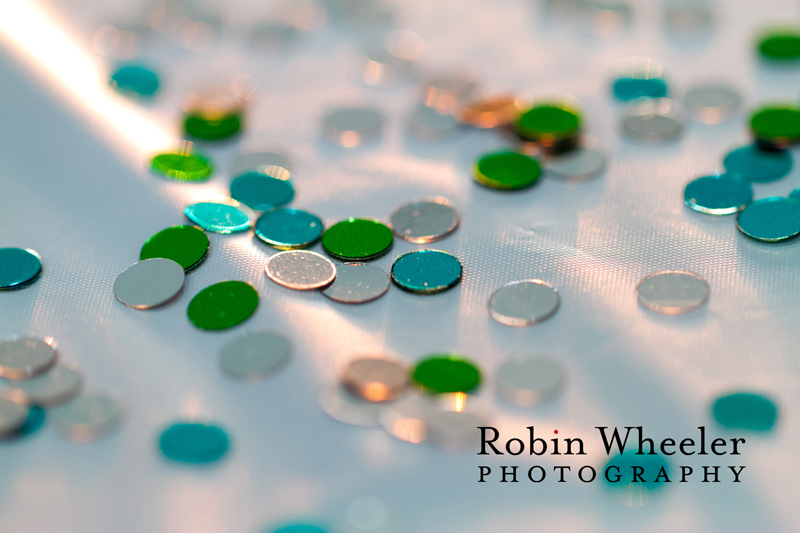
xmin=789 ymin=188 xmax=800 ymax=203
xmin=255 ymin=208 xmax=323 ymax=249
xmin=604 ymin=450 xmax=669 ymax=490
xmin=230 ymin=172 xmax=294 ymax=211
xmin=723 ymin=144 xmax=792 ymax=183
xmin=736 ymin=197 xmax=800 ymax=241
xmin=391 ymin=250 xmax=462 ymax=294
xmin=184 ymin=202 xmax=251 ymax=234
xmin=684 ymin=175 xmax=753 ymax=215
xmin=159 ymin=422 xmax=230 ymax=463
xmin=269 ymin=524 xmax=328 ymax=533
xmin=712 ymin=392 xmax=778 ymax=431
xmin=0 ymin=247 xmax=42 ymax=289
xmin=612 ymin=77 xmax=668 ymax=101
xmin=110 ymin=65 xmax=159 ymax=97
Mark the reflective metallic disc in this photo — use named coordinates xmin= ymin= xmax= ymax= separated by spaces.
xmin=0 ymin=337 xmax=58 ymax=380
xmin=789 ymin=188 xmax=800 ymax=203
xmin=514 ymin=101 xmax=582 ymax=145
xmin=723 ymin=144 xmax=792 ymax=183
xmin=457 ymin=95 xmax=521 ymax=129
xmin=17 ymin=405 xmax=45 ymax=437
xmin=265 ymin=250 xmax=336 ymax=290
xmin=422 ymin=74 xmax=477 ymax=114
xmin=736 ymin=197 xmax=800 ymax=242
xmin=219 ymin=331 xmax=291 ymax=381
xmin=11 ymin=365 xmax=83 ymax=407
xmin=412 ymin=355 xmax=481 ymax=394
xmin=758 ymin=30 xmax=800 ymax=61
xmin=489 ymin=280 xmax=561 ymax=327
xmin=496 ymin=356 xmax=564 ymax=406
xmin=159 ymin=422 xmax=230 ymax=463
xmin=612 ymin=77 xmax=668 ymax=101
xmin=151 ymin=152 xmax=213 ymax=182
xmin=356 ymin=49 xmax=410 ymax=86
xmin=684 ymin=175 xmax=753 ymax=215
xmin=184 ymin=112 xmax=242 ymax=141
xmin=230 ymin=172 xmax=295 ymax=211
xmin=321 ymin=264 xmax=389 ymax=304
xmin=637 ymin=270 xmax=710 ymax=314
xmin=322 ymin=218 xmax=393 ymax=261
xmin=409 ymin=104 xmax=458 ymax=141
xmin=622 ymin=98 xmax=683 ymax=143
xmin=184 ymin=199 xmax=253 ymax=234
xmin=187 ymin=280 xmax=259 ymax=330
xmin=749 ymin=105 xmax=800 ymax=147
xmin=114 ymin=258 xmax=185 ymax=309
xmin=712 ymin=392 xmax=778 ymax=431
xmin=319 ymin=384 xmax=385 ymax=426
xmin=110 ymin=64 xmax=159 ymax=97
xmin=544 ymin=147 xmax=607 ymax=181
xmin=683 ymin=84 xmax=741 ymax=124
xmin=50 ymin=393 xmax=123 ymax=442
xmin=379 ymin=394 xmax=435 ymax=443
xmin=0 ymin=248 xmax=42 ymax=290
xmin=342 ymin=357 xmax=408 ymax=402
xmin=390 ymin=198 xmax=460 ymax=243
xmin=391 ymin=250 xmax=462 ymax=294
xmin=255 ymin=208 xmax=323 ymax=250
xmin=427 ymin=410 xmax=488 ymax=453
xmin=0 ymin=396 xmax=28 ymax=438
xmin=474 ymin=151 xmax=542 ymax=190
xmin=140 ymin=225 xmax=209 ymax=271
xmin=230 ymin=151 xmax=292 ymax=176
xmin=323 ymin=107 xmax=384 ymax=147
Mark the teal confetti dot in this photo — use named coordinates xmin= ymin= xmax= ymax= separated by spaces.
xmin=159 ymin=422 xmax=230 ymax=463
xmin=712 ymin=392 xmax=778 ymax=431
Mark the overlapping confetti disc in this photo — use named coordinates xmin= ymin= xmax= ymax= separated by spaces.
xmin=514 ymin=101 xmax=581 ymax=151
xmin=391 ymin=250 xmax=462 ymax=294
xmin=151 ymin=151 xmax=213 ymax=182
xmin=0 ymin=248 xmax=42 ymax=290
xmin=255 ymin=208 xmax=323 ymax=249
xmin=473 ymin=151 xmax=541 ymax=190
xmin=684 ymin=175 xmax=753 ymax=215
xmin=322 ymin=218 xmax=393 ymax=260
xmin=0 ymin=337 xmax=58 ymax=380
xmin=737 ymin=197 xmax=800 ymax=242
xmin=184 ymin=199 xmax=253 ymax=234
xmin=412 ymin=355 xmax=481 ymax=394
xmin=749 ymin=105 xmax=800 ymax=147
xmin=114 ymin=258 xmax=185 ymax=309
xmin=140 ymin=225 xmax=209 ymax=271
xmin=230 ymin=172 xmax=294 ymax=211
xmin=321 ymin=264 xmax=389 ymax=304
xmin=265 ymin=250 xmax=336 ymax=290
xmin=390 ymin=198 xmax=459 ymax=243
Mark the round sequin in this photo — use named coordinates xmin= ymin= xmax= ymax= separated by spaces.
xmin=736 ymin=197 xmax=800 ymax=242
xmin=357 ymin=49 xmax=410 ymax=87
xmin=622 ymin=98 xmax=683 ymax=143
xmin=265 ymin=250 xmax=336 ymax=290
xmin=723 ymin=145 xmax=792 ymax=183
xmin=750 ymin=105 xmax=800 ymax=147
xmin=683 ymin=175 xmax=753 ymax=215
xmin=496 ymin=356 xmax=564 ymax=406
xmin=412 ymin=356 xmax=480 ymax=394
xmin=109 ymin=64 xmax=159 ymax=97
xmin=187 ymin=281 xmax=258 ymax=330
xmin=255 ymin=208 xmax=323 ymax=250
xmin=10 ymin=365 xmax=82 ymax=407
xmin=391 ymin=250 xmax=462 ymax=294
xmin=184 ymin=112 xmax=242 ymax=141
xmin=489 ymin=280 xmax=560 ymax=327
xmin=342 ymin=357 xmax=408 ymax=402
xmin=270 ymin=524 xmax=328 ymax=533
xmin=140 ymin=225 xmax=209 ymax=271
xmin=428 ymin=409 xmax=488 ymax=453
xmin=612 ymin=77 xmax=668 ymax=101
xmin=319 ymin=384 xmax=384 ymax=426
xmin=544 ymin=147 xmax=606 ymax=181
xmin=637 ymin=271 xmax=710 ymax=314
xmin=230 ymin=172 xmax=295 ymax=211
xmin=321 ymin=219 xmax=393 ymax=261
xmin=474 ymin=151 xmax=542 ymax=190
xmin=323 ymin=107 xmax=384 ymax=147
xmin=219 ymin=331 xmax=290 ymax=382
xmin=409 ymin=104 xmax=458 ymax=140
xmin=0 ymin=396 xmax=28 ymax=438
xmin=514 ymin=102 xmax=581 ymax=146
xmin=50 ymin=393 xmax=123 ymax=442
xmin=0 ymin=337 xmax=57 ymax=381
xmin=0 ymin=248 xmax=42 ymax=290
xmin=390 ymin=198 xmax=460 ymax=243
xmin=321 ymin=264 xmax=389 ymax=304
xmin=159 ymin=422 xmax=230 ymax=463
xmin=683 ymin=84 xmax=741 ymax=124
xmin=231 ymin=151 xmax=291 ymax=176
xmin=184 ymin=199 xmax=253 ymax=234
xmin=712 ymin=392 xmax=778 ymax=431
xmin=114 ymin=258 xmax=185 ymax=309
xmin=457 ymin=95 xmax=520 ymax=129
xmin=789 ymin=189 xmax=800 ymax=203
xmin=151 ymin=152 xmax=213 ymax=182
xmin=758 ymin=29 xmax=800 ymax=61
xmin=422 ymin=74 xmax=477 ymax=114
xmin=17 ymin=405 xmax=45 ymax=437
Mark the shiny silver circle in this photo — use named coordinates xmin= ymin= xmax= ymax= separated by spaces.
xmin=323 ymin=107 xmax=384 ymax=147
xmin=219 ymin=330 xmax=291 ymax=382
xmin=321 ymin=264 xmax=389 ymax=304
xmin=356 ymin=49 xmax=410 ymax=86
xmin=0 ymin=395 xmax=28 ymax=437
xmin=379 ymin=393 xmax=434 ymax=444
xmin=10 ymin=365 xmax=82 ymax=407
xmin=0 ymin=337 xmax=58 ymax=380
xmin=622 ymin=98 xmax=683 ymax=143
xmin=409 ymin=104 xmax=459 ymax=141
xmin=637 ymin=270 xmax=710 ymax=315
xmin=545 ymin=147 xmax=607 ymax=181
xmin=265 ymin=250 xmax=337 ymax=290
xmin=50 ymin=392 xmax=123 ymax=442
xmin=421 ymin=74 xmax=477 ymax=114
xmin=319 ymin=384 xmax=385 ymax=426
xmin=114 ymin=258 xmax=185 ymax=309
xmin=496 ymin=356 xmax=564 ymax=406
xmin=231 ymin=151 xmax=292 ymax=176
xmin=390 ymin=198 xmax=460 ymax=243
xmin=342 ymin=357 xmax=408 ymax=402
xmin=489 ymin=280 xmax=561 ymax=327
xmin=683 ymin=84 xmax=741 ymax=124
xmin=427 ymin=410 xmax=488 ymax=453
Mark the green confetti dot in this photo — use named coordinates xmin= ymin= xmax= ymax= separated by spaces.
xmin=758 ymin=30 xmax=800 ymax=61
xmin=712 ymin=392 xmax=778 ymax=431
xmin=412 ymin=355 xmax=481 ymax=394
xmin=321 ymin=218 xmax=393 ymax=261
xmin=151 ymin=152 xmax=213 ymax=182
xmin=749 ymin=105 xmax=800 ymax=146
xmin=187 ymin=281 xmax=258 ymax=331
xmin=140 ymin=225 xmax=210 ymax=271
xmin=514 ymin=103 xmax=581 ymax=143
xmin=184 ymin=112 xmax=242 ymax=141
xmin=474 ymin=151 xmax=541 ymax=190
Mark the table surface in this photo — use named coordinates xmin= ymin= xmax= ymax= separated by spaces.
xmin=2 ymin=0 xmax=800 ymax=531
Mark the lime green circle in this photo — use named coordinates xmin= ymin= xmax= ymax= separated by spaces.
xmin=321 ymin=218 xmax=393 ymax=260
xmin=151 ymin=152 xmax=213 ymax=181
xmin=184 ymin=113 xmax=242 ymax=141
xmin=187 ymin=281 xmax=258 ymax=331
xmin=758 ymin=30 xmax=800 ymax=61
xmin=412 ymin=355 xmax=481 ymax=394
xmin=515 ymin=104 xmax=581 ymax=141
xmin=750 ymin=105 xmax=800 ymax=143
xmin=140 ymin=225 xmax=210 ymax=271
xmin=474 ymin=151 xmax=542 ymax=190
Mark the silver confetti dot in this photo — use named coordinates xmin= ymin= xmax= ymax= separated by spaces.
xmin=496 ymin=356 xmax=564 ymax=406
xmin=683 ymin=83 xmax=741 ymax=124
xmin=637 ymin=270 xmax=710 ymax=315
xmin=265 ymin=250 xmax=337 ymax=290
xmin=10 ymin=365 xmax=82 ymax=407
xmin=230 ymin=151 xmax=292 ymax=176
xmin=427 ymin=409 xmax=488 ymax=453
xmin=390 ymin=198 xmax=460 ymax=243
xmin=50 ymin=392 xmax=123 ymax=442
xmin=489 ymin=280 xmax=561 ymax=327
xmin=114 ymin=258 xmax=185 ymax=309
xmin=622 ymin=98 xmax=683 ymax=143
xmin=0 ymin=395 xmax=28 ymax=438
xmin=219 ymin=331 xmax=291 ymax=382
xmin=323 ymin=107 xmax=384 ymax=147
xmin=545 ymin=147 xmax=607 ymax=181
xmin=380 ymin=393 xmax=434 ymax=443
xmin=321 ymin=264 xmax=389 ymax=304
xmin=409 ymin=104 xmax=459 ymax=141
xmin=342 ymin=357 xmax=408 ymax=402
xmin=319 ymin=384 xmax=385 ymax=426
xmin=0 ymin=337 xmax=57 ymax=381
